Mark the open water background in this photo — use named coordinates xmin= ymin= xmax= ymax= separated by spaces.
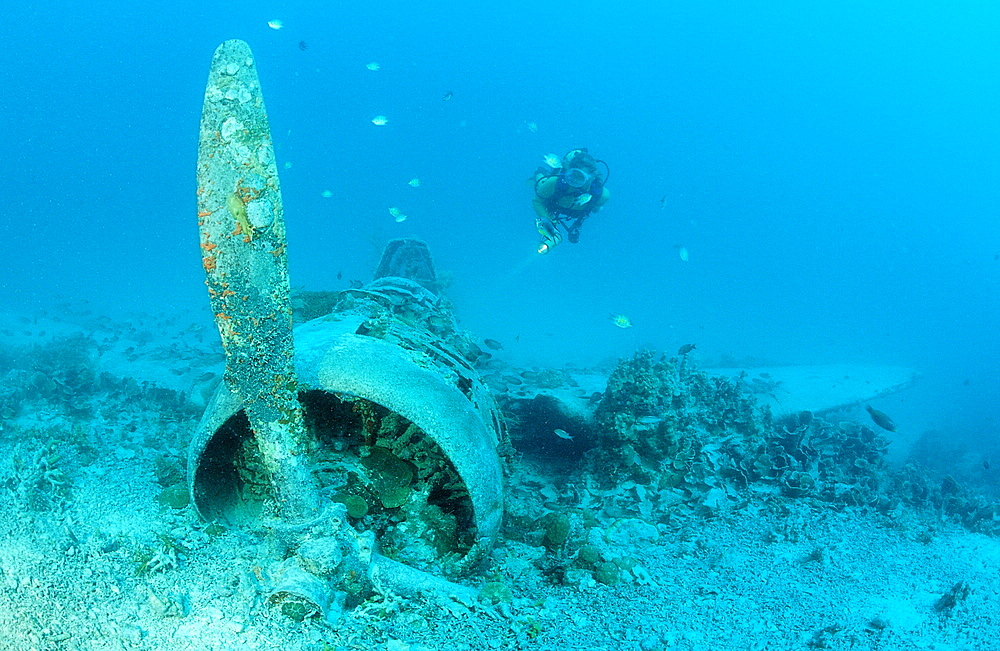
xmin=1 ymin=1 xmax=997 ymax=446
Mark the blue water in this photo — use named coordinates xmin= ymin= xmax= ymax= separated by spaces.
xmin=1 ymin=2 xmax=997 ymax=440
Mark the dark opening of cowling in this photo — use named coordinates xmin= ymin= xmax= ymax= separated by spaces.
xmin=191 ymin=390 xmax=476 ymax=572
xmin=189 ymin=236 xmax=505 ymax=578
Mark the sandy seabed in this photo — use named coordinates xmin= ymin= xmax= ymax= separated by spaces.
xmin=0 ymin=308 xmax=995 ymax=651
xmin=0 ymin=420 xmax=996 ymax=651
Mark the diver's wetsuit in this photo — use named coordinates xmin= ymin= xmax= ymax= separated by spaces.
xmin=532 ymin=169 xmax=610 ymax=252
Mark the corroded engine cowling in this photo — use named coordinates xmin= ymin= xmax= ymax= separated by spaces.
xmin=188 ymin=271 xmax=506 ymax=579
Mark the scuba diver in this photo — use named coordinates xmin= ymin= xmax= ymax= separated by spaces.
xmin=532 ymin=148 xmax=610 ymax=254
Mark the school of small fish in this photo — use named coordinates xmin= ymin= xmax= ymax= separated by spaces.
xmin=263 ymin=22 xmax=707 ymax=282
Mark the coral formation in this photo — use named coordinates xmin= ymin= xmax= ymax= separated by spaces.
xmin=501 ymin=349 xmax=1000 ymax=588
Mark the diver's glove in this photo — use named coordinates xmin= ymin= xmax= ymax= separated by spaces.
xmin=535 ymin=217 xmax=562 ymax=254
xmin=537 ymin=237 xmax=561 ymax=254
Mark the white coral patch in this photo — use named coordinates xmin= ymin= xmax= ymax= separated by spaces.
xmin=220 ymin=117 xmax=244 ymax=140
xmin=246 ymin=199 xmax=274 ymax=230
xmin=223 ymin=85 xmax=252 ymax=103
xmin=256 ymin=145 xmax=274 ymax=169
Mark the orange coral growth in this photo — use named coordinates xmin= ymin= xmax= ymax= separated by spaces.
xmin=202 ymin=256 xmax=217 ymax=272
xmin=197 ymin=210 xmax=213 ymax=218
xmin=233 ymin=184 xmax=263 ymax=203
xmin=200 ymin=241 xmax=218 ymax=252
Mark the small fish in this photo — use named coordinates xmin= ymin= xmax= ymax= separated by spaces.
xmin=526 ymin=121 xmax=538 ymax=133
xmin=677 ymin=343 xmax=696 ymax=355
xmin=336 ymin=270 xmax=343 ymax=280
xmin=267 ymin=19 xmax=284 ymax=30
xmin=366 ymin=62 xmax=380 ymax=71
xmin=660 ymin=195 xmax=667 ymax=210
xmin=610 ymin=314 xmax=632 ymax=328
xmin=283 ymin=161 xmax=293 ymax=169
xmin=388 ymin=207 xmax=407 ymax=223
xmin=442 ymin=91 xmax=453 ymax=101
xmin=535 ymin=217 xmax=558 ymax=239
xmin=984 ymin=460 xmax=991 ymax=470
xmin=553 ymin=428 xmax=574 ymax=440
xmin=678 ymin=247 xmax=690 ymax=262
xmin=349 ymin=279 xmax=364 ymax=289
xmin=543 ymin=153 xmax=561 ymax=168
xmin=321 ymin=190 xmax=333 ymax=198
xmin=865 ymin=404 xmax=897 ymax=432
xmin=483 ymin=339 xmax=503 ymax=351
xmin=636 ymin=416 xmax=662 ymax=426
xmin=408 ymin=178 xmax=421 ymax=188
xmin=298 ymin=40 xmax=308 ymax=51
xmin=372 ymin=115 xmax=389 ymax=126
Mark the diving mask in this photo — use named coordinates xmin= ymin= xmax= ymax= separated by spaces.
xmin=563 ymin=167 xmax=593 ymax=189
